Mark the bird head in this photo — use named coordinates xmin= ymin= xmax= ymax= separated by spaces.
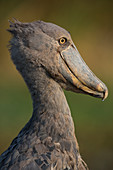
xmin=8 ymin=19 xmax=108 ymax=100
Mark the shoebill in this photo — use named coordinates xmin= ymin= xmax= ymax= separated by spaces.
xmin=0 ymin=20 xmax=108 ymax=170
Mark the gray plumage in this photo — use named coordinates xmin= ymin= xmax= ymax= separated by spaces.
xmin=0 ymin=20 xmax=108 ymax=170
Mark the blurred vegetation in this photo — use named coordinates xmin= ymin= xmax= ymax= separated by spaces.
xmin=0 ymin=0 xmax=113 ymax=169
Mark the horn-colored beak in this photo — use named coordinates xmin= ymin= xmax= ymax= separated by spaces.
xmin=59 ymin=44 xmax=108 ymax=100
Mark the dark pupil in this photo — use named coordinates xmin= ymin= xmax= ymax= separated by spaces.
xmin=61 ymin=39 xmax=64 ymax=42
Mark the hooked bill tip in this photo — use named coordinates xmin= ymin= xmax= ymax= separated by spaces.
xmin=97 ymin=82 xmax=108 ymax=101
xmin=102 ymin=88 xmax=108 ymax=101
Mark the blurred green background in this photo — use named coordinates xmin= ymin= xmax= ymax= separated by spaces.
xmin=0 ymin=0 xmax=113 ymax=169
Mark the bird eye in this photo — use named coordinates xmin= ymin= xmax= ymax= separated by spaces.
xmin=59 ymin=37 xmax=67 ymax=45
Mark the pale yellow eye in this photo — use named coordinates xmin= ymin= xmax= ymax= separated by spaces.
xmin=59 ymin=37 xmax=67 ymax=45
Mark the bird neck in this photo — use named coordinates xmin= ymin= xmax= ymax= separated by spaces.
xmin=24 ymin=67 xmax=77 ymax=142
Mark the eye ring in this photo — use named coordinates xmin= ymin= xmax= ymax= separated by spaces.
xmin=59 ymin=37 xmax=67 ymax=45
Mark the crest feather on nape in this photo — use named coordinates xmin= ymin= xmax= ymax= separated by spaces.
xmin=7 ymin=18 xmax=35 ymax=36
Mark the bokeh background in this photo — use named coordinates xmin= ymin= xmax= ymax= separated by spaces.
xmin=0 ymin=0 xmax=113 ymax=169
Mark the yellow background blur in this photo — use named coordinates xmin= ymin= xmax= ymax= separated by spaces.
xmin=0 ymin=0 xmax=113 ymax=169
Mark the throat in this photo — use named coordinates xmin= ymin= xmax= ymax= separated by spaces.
xmin=23 ymin=67 xmax=75 ymax=142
